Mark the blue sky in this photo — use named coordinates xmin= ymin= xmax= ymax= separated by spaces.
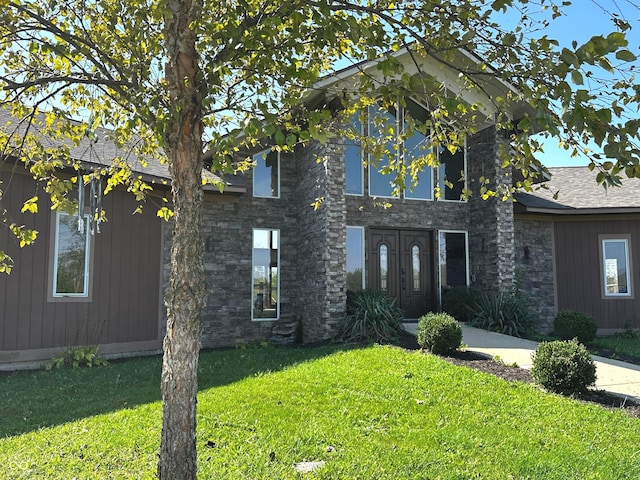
xmin=495 ymin=1 xmax=640 ymax=167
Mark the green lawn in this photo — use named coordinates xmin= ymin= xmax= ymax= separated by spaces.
xmin=592 ymin=334 xmax=640 ymax=360
xmin=2 ymin=344 xmax=640 ymax=479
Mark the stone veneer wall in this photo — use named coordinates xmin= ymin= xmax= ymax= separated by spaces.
xmin=294 ymin=139 xmax=347 ymax=342
xmin=160 ymin=124 xmax=520 ymax=347
xmin=514 ymin=217 xmax=556 ymax=332
xmin=162 ymin=147 xmax=303 ymax=349
xmin=467 ymin=126 xmax=515 ymax=294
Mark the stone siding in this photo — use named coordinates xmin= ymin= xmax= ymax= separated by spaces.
xmin=160 ymin=124 xmax=520 ymax=348
xmin=467 ymin=126 xmax=515 ymax=294
xmin=184 ymin=148 xmax=302 ymax=348
xmin=294 ymin=140 xmax=347 ymax=342
xmin=514 ymin=217 xmax=556 ymax=332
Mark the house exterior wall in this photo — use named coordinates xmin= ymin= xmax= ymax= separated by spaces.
xmin=167 ymin=126 xmax=519 ymax=348
xmin=194 ymin=151 xmax=300 ymax=348
xmin=0 ymin=169 xmax=164 ymax=365
xmin=191 ymin=140 xmax=347 ymax=349
xmin=514 ymin=213 xmax=640 ymax=333
xmin=514 ymin=216 xmax=556 ymax=332
xmin=552 ymin=215 xmax=640 ymax=333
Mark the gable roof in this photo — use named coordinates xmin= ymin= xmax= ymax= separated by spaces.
xmin=307 ymin=45 xmax=537 ymax=127
xmin=515 ymin=166 xmax=640 ymax=214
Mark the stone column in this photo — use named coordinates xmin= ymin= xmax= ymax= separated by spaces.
xmin=295 ymin=139 xmax=348 ymax=342
xmin=467 ymin=126 xmax=515 ymax=295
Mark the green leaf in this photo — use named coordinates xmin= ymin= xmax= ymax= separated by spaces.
xmin=560 ymin=48 xmax=580 ymax=67
xmin=570 ymin=70 xmax=583 ymax=86
xmin=616 ymin=50 xmax=637 ymax=62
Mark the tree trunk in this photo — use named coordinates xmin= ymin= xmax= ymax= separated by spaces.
xmin=158 ymin=0 xmax=205 ymax=478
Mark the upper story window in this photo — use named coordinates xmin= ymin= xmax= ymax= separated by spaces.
xmin=601 ymin=237 xmax=632 ymax=297
xmin=345 ymin=116 xmax=364 ymax=195
xmin=438 ymin=142 xmax=467 ymax=201
xmin=253 ymin=149 xmax=280 ymax=198
xmin=52 ymin=211 xmax=91 ymax=298
xmin=345 ymin=99 xmax=467 ymax=201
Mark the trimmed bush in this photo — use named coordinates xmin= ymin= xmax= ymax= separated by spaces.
xmin=340 ymin=289 xmax=405 ymax=343
xmin=416 ymin=312 xmax=462 ymax=355
xmin=471 ymin=292 xmax=534 ymax=337
xmin=531 ymin=339 xmax=596 ymax=395
xmin=553 ymin=310 xmax=597 ymax=344
xmin=442 ymin=286 xmax=482 ymax=322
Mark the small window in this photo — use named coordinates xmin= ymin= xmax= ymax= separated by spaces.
xmin=253 ymin=149 xmax=280 ymax=198
xmin=52 ymin=211 xmax=91 ymax=297
xmin=252 ymin=229 xmax=280 ymax=320
xmin=602 ymin=238 xmax=631 ymax=297
xmin=345 ymin=115 xmax=364 ymax=195
xmin=346 ymin=226 xmax=365 ymax=291
xmin=438 ymin=143 xmax=466 ymax=201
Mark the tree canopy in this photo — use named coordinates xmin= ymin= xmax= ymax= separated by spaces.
xmin=1 ymin=0 xmax=639 ymax=477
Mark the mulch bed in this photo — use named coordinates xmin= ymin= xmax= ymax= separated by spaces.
xmin=394 ymin=333 xmax=640 ymax=419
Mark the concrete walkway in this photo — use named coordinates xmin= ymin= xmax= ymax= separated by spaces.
xmin=404 ymin=322 xmax=640 ymax=403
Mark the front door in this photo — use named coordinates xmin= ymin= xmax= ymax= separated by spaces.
xmin=368 ymin=229 xmax=435 ymax=318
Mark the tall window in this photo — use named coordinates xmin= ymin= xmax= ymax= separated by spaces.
xmin=253 ymin=149 xmax=280 ymax=198
xmin=364 ymin=100 xmax=436 ymax=200
xmin=601 ymin=238 xmax=632 ymax=297
xmin=345 ymin=115 xmax=364 ymax=195
xmin=346 ymin=226 xmax=365 ymax=291
xmin=439 ymin=231 xmax=469 ymax=299
xmin=438 ymin=143 xmax=466 ymax=201
xmin=368 ymin=106 xmax=399 ymax=198
xmin=53 ymin=211 xmax=91 ymax=297
xmin=252 ymin=229 xmax=280 ymax=320
xmin=403 ymin=98 xmax=433 ymax=200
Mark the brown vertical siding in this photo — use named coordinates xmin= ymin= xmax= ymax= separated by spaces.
xmin=554 ymin=217 xmax=640 ymax=330
xmin=0 ymin=170 xmax=163 ymax=362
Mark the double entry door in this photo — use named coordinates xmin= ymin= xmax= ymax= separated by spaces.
xmin=367 ymin=229 xmax=436 ymax=318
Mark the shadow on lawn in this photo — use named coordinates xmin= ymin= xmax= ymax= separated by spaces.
xmin=0 ymin=342 xmax=359 ymax=438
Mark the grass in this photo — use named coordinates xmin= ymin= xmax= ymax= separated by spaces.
xmin=592 ymin=333 xmax=640 ymax=360
xmin=2 ymin=344 xmax=640 ymax=479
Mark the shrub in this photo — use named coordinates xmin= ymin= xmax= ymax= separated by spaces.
xmin=441 ymin=286 xmax=482 ymax=322
xmin=44 ymin=345 xmax=108 ymax=370
xmin=531 ymin=339 xmax=596 ymax=395
xmin=340 ymin=289 xmax=405 ymax=343
xmin=416 ymin=312 xmax=462 ymax=355
xmin=471 ymin=292 xmax=534 ymax=337
xmin=553 ymin=310 xmax=597 ymax=344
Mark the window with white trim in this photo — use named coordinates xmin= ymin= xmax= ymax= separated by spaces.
xmin=346 ymin=226 xmax=365 ymax=291
xmin=602 ymin=238 xmax=632 ymax=296
xmin=53 ymin=211 xmax=91 ymax=297
xmin=439 ymin=231 xmax=469 ymax=300
xmin=252 ymin=229 xmax=280 ymax=320
xmin=253 ymin=149 xmax=280 ymax=198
